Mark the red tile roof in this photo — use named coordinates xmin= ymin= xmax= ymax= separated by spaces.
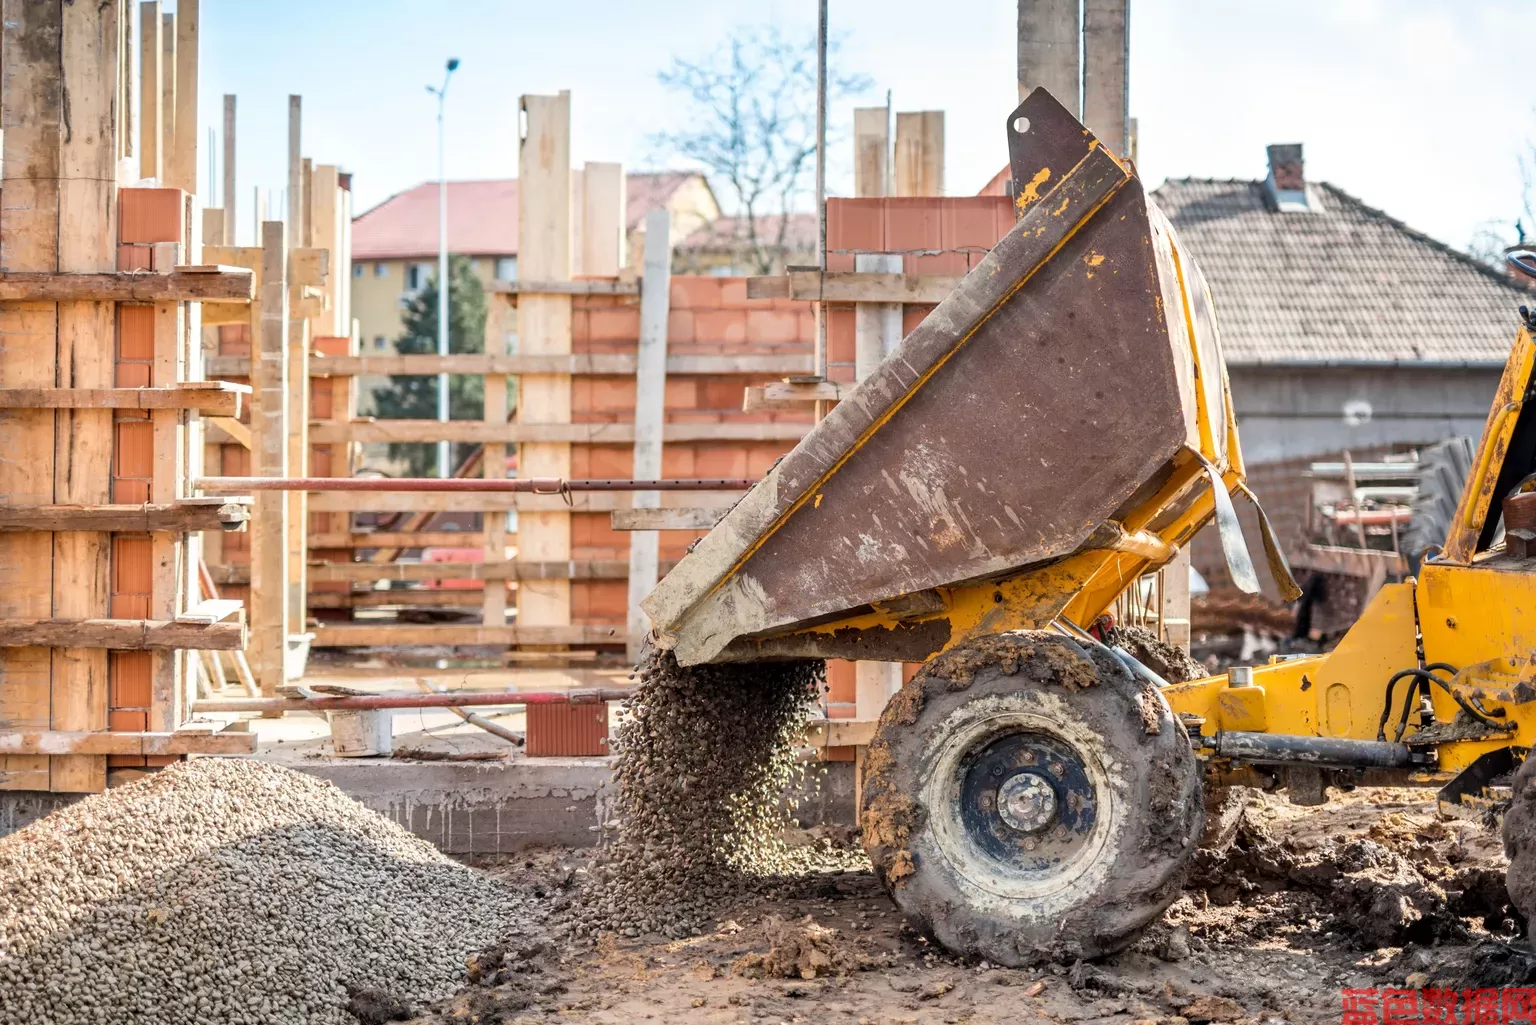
xmin=353 ymin=172 xmax=707 ymax=261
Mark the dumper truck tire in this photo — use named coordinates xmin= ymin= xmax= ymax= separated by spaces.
xmin=860 ymin=631 xmax=1203 ymax=965
xmin=1501 ymin=755 xmax=1536 ymax=927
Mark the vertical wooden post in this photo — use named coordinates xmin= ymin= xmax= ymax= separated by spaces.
xmin=515 ymin=91 xmax=573 ymax=643
xmin=1018 ymin=0 xmax=1082 ymax=110
xmin=308 ymin=165 xmax=351 ymax=623
xmin=852 ymin=107 xmax=889 ymax=199
xmin=482 ymin=290 xmax=510 ymax=629
xmin=580 ymin=162 xmax=625 ymax=279
xmin=167 ymin=0 xmax=196 ymax=194
xmin=222 ymin=95 xmax=236 ymax=244
xmin=626 ymin=210 xmax=671 ymax=662
xmin=1082 ymin=0 xmax=1129 ymax=156
xmin=159 ymin=11 xmax=175 ymax=173
xmin=283 ymin=99 xmax=307 ymax=657
xmin=894 ymin=112 xmax=944 ymax=197
xmin=250 ymin=221 xmax=290 ymax=694
xmin=138 ymin=2 xmax=161 ymax=182
xmin=1161 ymin=548 xmax=1192 ymax=652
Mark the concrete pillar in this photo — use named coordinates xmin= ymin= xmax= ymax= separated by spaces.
xmin=1018 ymin=0 xmax=1082 ymax=112
xmin=1083 ymin=0 xmax=1129 ymax=155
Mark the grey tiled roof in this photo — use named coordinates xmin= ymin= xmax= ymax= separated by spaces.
xmin=1151 ymin=178 xmax=1529 ymax=366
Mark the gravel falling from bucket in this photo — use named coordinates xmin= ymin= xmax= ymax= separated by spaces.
xmin=566 ymin=647 xmax=862 ymax=941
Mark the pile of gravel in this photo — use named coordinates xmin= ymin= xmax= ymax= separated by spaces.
xmin=0 ymin=759 xmax=531 ymax=1025
xmin=566 ymin=648 xmax=862 ymax=941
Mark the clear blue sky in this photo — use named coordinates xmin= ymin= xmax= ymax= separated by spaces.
xmin=195 ymin=0 xmax=1536 ymax=254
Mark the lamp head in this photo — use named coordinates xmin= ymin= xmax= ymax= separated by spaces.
xmin=446 ymin=58 xmax=460 ymax=73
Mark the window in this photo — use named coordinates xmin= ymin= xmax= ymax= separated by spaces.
xmin=374 ymin=263 xmax=388 ymax=278
xmin=406 ymin=262 xmax=434 ymax=292
xmin=495 ymin=256 xmax=517 ymax=281
xmin=373 ymin=336 xmax=387 ymax=352
xmin=352 ymin=264 xmax=363 ymax=279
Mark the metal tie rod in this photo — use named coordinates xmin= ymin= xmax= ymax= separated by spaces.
xmin=195 ymin=476 xmax=757 ymax=493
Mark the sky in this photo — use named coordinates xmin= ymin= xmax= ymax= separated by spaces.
xmin=194 ymin=0 xmax=1536 ymax=255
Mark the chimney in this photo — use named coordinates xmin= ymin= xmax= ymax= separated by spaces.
xmin=1264 ymin=143 xmax=1311 ymax=212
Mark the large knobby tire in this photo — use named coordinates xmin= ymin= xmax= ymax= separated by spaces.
xmin=1405 ymin=437 xmax=1475 ymax=573
xmin=860 ymin=631 xmax=1203 ymax=965
xmin=1502 ymin=756 xmax=1536 ymax=926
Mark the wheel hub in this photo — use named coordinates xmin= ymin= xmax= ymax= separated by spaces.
xmin=998 ymin=772 xmax=1057 ymax=832
xmin=958 ymin=731 xmax=1098 ymax=873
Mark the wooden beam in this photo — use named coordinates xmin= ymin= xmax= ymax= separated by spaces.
xmin=486 ymin=279 xmax=637 ymax=296
xmin=306 ymin=591 xmax=487 ymax=609
xmin=160 ymin=11 xmax=176 ymax=175
xmin=0 ymin=383 xmax=246 ymax=415
xmin=853 ymin=106 xmax=890 ymax=198
xmin=312 ymin=624 xmax=618 ymax=647
xmin=305 ymin=560 xmax=630 ymax=583
xmin=206 ymin=353 xmax=811 ymax=377
xmin=0 ymin=501 xmax=250 ymax=533
xmin=0 ymin=731 xmax=255 ymax=756
xmin=307 ymin=420 xmax=811 ymax=445
xmin=222 ymin=95 xmax=236 ymax=243
xmin=288 ymin=95 xmax=303 ymax=244
xmin=206 ymin=416 xmax=251 ymax=449
xmin=306 ymin=531 xmax=480 ymax=549
xmin=308 ymin=490 xmax=744 ymax=514
xmin=138 ymin=2 xmax=162 ymax=181
xmin=746 ymin=271 xmax=959 ymax=304
xmin=175 ymin=598 xmax=243 ymax=625
xmin=802 ymin=718 xmax=880 ymax=748
xmin=895 ymin=111 xmax=944 ymax=197
xmin=249 ymin=221 xmax=290 ymax=694
xmin=627 ymin=208 xmax=671 ymax=661
xmin=611 ymin=507 xmax=726 ymax=531
xmin=0 ymin=619 xmax=244 ymax=651
xmin=168 ymin=0 xmax=198 ymax=195
xmin=0 ymin=269 xmax=253 ymax=302
xmin=743 ymin=380 xmax=844 ymax=410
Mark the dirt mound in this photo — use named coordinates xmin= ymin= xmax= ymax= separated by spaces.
xmin=1185 ymin=804 xmax=1519 ymax=949
xmin=0 ymin=759 xmax=531 ymax=1025
xmin=1101 ymin=623 xmax=1207 ymax=683
xmin=731 ymin=914 xmax=883 ymax=979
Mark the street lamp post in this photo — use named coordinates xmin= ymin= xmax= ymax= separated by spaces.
xmin=427 ymin=58 xmax=460 ymax=478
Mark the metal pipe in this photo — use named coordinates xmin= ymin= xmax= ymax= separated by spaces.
xmin=1209 ymin=730 xmax=1424 ymax=769
xmin=192 ymin=687 xmax=631 ymax=715
xmin=427 ymin=58 xmax=461 ymax=480
xmin=195 ymin=476 xmax=755 ymax=493
xmin=812 ymin=0 xmax=829 ymax=418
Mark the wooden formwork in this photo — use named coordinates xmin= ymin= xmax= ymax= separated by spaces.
xmin=0 ymin=0 xmax=256 ymax=794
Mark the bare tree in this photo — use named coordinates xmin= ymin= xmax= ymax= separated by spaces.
xmin=653 ymin=26 xmax=872 ymax=275
xmin=1470 ymin=142 xmax=1536 ymax=269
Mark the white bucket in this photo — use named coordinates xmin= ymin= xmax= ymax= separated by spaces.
xmin=327 ymin=709 xmax=393 ymax=757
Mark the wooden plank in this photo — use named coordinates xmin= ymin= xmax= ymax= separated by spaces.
xmin=747 ymin=270 xmax=959 ymax=304
xmin=309 ymin=490 xmax=744 ymax=514
xmin=802 ymin=718 xmax=880 ymax=748
xmin=0 ymin=731 xmax=255 ymax=756
xmin=0 ymin=383 xmax=245 ymax=415
xmin=306 ymin=591 xmax=488 ymax=609
xmin=312 ymin=624 xmax=618 ymax=647
xmin=249 ymin=221 xmax=289 ymax=694
xmin=579 ymin=162 xmax=625 ymax=278
xmin=0 ymin=269 xmax=253 ymax=302
xmin=627 ymin=209 xmax=671 ymax=660
xmin=206 ymin=416 xmax=251 ymax=449
xmin=175 ymin=598 xmax=243 ymax=624
xmin=482 ymin=295 xmax=511 ymax=630
xmin=305 ymin=560 xmax=630 ymax=582
xmin=288 ymin=95 xmax=303 ymax=244
xmin=308 ymin=420 xmax=812 ymax=445
xmin=486 ymin=279 xmax=637 ymax=296
xmin=743 ymin=380 xmax=844 ymax=410
xmin=138 ymin=2 xmax=162 ymax=182
xmin=611 ymin=507 xmax=726 ymax=531
xmin=307 ymin=531 xmax=480 ymax=548
xmin=853 ymin=106 xmax=890 ymax=198
xmin=0 ymin=619 xmax=244 ymax=651
xmin=895 ymin=111 xmax=944 ymax=197
xmin=207 ymin=353 xmax=811 ymax=377
xmin=160 ymin=11 xmax=176 ymax=179
xmin=519 ymin=91 xmax=574 ymax=645
xmin=168 ymin=0 xmax=198 ymax=195
xmin=0 ymin=501 xmax=250 ymax=533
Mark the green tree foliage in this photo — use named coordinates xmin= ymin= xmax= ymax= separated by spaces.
xmin=373 ymin=255 xmax=488 ymax=475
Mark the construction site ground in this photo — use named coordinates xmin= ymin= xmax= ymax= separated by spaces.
xmin=385 ymin=786 xmax=1530 ymax=1025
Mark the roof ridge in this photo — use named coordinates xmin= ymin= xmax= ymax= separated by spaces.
xmin=1315 ymin=181 xmax=1531 ymax=296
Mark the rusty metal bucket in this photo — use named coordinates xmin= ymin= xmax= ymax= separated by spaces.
xmin=645 ymin=89 xmax=1267 ymax=667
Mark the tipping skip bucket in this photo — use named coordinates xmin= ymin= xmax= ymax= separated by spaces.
xmin=645 ymin=89 xmax=1264 ymax=668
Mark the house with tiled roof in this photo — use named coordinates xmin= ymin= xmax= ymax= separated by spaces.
xmin=1150 ymin=145 xmax=1531 ymax=598
xmin=349 ymin=171 xmax=719 ymax=361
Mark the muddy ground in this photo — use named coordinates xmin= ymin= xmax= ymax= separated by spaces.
xmin=385 ymin=788 xmax=1533 ymax=1025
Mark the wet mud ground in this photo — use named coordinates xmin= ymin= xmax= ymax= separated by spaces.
xmin=392 ymin=786 xmax=1534 ymax=1025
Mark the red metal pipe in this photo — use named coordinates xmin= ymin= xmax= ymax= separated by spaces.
xmin=190 ymin=687 xmax=632 ymax=714
xmin=195 ymin=476 xmax=755 ymax=493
